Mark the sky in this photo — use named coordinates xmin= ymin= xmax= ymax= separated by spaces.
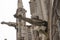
xmin=0 ymin=0 xmax=30 ymax=40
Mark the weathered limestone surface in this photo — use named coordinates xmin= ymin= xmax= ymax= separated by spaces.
xmin=1 ymin=0 xmax=60 ymax=40
xmin=29 ymin=0 xmax=60 ymax=40
xmin=29 ymin=0 xmax=48 ymax=40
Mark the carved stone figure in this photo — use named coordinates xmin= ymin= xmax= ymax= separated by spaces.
xmin=14 ymin=13 xmax=48 ymax=27
xmin=1 ymin=21 xmax=17 ymax=28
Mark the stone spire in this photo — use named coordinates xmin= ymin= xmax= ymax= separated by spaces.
xmin=18 ymin=0 xmax=23 ymax=8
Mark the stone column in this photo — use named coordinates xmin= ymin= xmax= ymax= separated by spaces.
xmin=16 ymin=0 xmax=26 ymax=40
xmin=27 ymin=26 xmax=32 ymax=40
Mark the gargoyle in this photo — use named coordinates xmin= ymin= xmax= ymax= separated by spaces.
xmin=14 ymin=14 xmax=48 ymax=27
xmin=1 ymin=21 xmax=17 ymax=28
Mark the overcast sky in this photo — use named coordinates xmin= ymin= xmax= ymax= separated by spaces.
xmin=0 ymin=0 xmax=30 ymax=40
